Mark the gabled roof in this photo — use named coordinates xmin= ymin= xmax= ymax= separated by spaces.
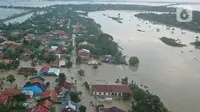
xmin=2 ymin=88 xmax=21 ymax=96
xmin=41 ymin=90 xmax=57 ymax=101
xmin=31 ymin=105 xmax=49 ymax=112
xmin=91 ymin=85 xmax=132 ymax=93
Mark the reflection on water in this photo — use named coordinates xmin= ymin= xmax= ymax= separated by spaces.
xmin=88 ymin=10 xmax=200 ymax=112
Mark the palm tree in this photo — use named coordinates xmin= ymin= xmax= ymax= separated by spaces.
xmin=6 ymin=74 xmax=16 ymax=87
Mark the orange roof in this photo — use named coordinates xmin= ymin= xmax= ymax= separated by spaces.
xmin=30 ymin=79 xmax=44 ymax=84
xmin=2 ymin=88 xmax=21 ymax=96
xmin=59 ymin=87 xmax=66 ymax=93
xmin=41 ymin=90 xmax=57 ymax=101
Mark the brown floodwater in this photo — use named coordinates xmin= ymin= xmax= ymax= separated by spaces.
xmin=88 ymin=10 xmax=200 ymax=112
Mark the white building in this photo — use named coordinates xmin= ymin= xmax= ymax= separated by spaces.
xmin=87 ymin=59 xmax=99 ymax=65
xmin=48 ymin=68 xmax=60 ymax=76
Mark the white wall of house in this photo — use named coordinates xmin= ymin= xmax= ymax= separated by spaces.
xmin=93 ymin=92 xmax=124 ymax=96
xmin=59 ymin=60 xmax=66 ymax=67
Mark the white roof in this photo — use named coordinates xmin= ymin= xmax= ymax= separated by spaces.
xmin=22 ymin=90 xmax=33 ymax=96
xmin=48 ymin=68 xmax=60 ymax=76
xmin=65 ymin=102 xmax=76 ymax=111
xmin=51 ymin=46 xmax=58 ymax=50
xmin=80 ymin=48 xmax=90 ymax=53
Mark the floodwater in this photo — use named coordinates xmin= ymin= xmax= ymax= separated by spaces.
xmin=0 ymin=8 xmax=26 ymax=20
xmin=88 ymin=10 xmax=200 ymax=112
xmin=4 ymin=12 xmax=34 ymax=25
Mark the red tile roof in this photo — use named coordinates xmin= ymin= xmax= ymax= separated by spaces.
xmin=91 ymin=85 xmax=132 ymax=93
xmin=41 ymin=90 xmax=57 ymax=101
xmin=61 ymin=81 xmax=73 ymax=89
xmin=0 ymin=94 xmax=8 ymax=103
xmin=2 ymin=88 xmax=21 ymax=96
xmin=98 ymin=106 xmax=126 ymax=112
xmin=31 ymin=105 xmax=49 ymax=112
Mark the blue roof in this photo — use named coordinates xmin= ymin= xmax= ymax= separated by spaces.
xmin=23 ymin=86 xmax=43 ymax=94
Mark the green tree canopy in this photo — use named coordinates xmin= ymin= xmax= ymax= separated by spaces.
xmin=129 ymin=56 xmax=139 ymax=66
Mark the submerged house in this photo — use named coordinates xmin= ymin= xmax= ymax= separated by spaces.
xmin=91 ymin=84 xmax=132 ymax=97
xmin=17 ymin=67 xmax=37 ymax=76
xmin=78 ymin=49 xmax=90 ymax=61
xmin=39 ymin=66 xmax=49 ymax=76
xmin=47 ymin=68 xmax=60 ymax=76
xmin=23 ymin=76 xmax=46 ymax=95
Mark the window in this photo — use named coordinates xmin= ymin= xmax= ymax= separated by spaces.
xmin=112 ymin=93 xmax=114 ymax=95
xmin=94 ymin=92 xmax=96 ymax=95
xmin=104 ymin=93 xmax=106 ymax=95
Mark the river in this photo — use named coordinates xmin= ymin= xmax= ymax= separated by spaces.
xmin=88 ymin=10 xmax=200 ymax=112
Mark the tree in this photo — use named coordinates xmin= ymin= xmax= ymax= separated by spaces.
xmin=122 ymin=93 xmax=131 ymax=101
xmin=76 ymin=56 xmax=82 ymax=65
xmin=83 ymin=81 xmax=90 ymax=90
xmin=46 ymin=54 xmax=57 ymax=63
xmin=92 ymin=64 xmax=98 ymax=70
xmin=70 ymin=92 xmax=81 ymax=103
xmin=66 ymin=61 xmax=73 ymax=69
xmin=13 ymin=93 xmax=26 ymax=102
xmin=129 ymin=56 xmax=139 ymax=66
xmin=77 ymin=91 xmax=83 ymax=96
xmin=6 ymin=74 xmax=16 ymax=86
xmin=24 ymin=74 xmax=28 ymax=80
xmin=58 ymin=73 xmax=66 ymax=85
xmin=79 ymin=105 xmax=87 ymax=112
xmin=78 ymin=69 xmax=85 ymax=76
xmin=121 ymin=77 xmax=128 ymax=85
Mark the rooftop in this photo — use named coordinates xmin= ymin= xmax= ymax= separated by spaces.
xmin=41 ymin=90 xmax=57 ymax=101
xmin=2 ymin=88 xmax=21 ymax=96
xmin=91 ymin=85 xmax=132 ymax=93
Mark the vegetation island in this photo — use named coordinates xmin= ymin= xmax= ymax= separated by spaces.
xmin=160 ymin=37 xmax=186 ymax=47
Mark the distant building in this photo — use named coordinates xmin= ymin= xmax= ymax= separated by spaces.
xmin=91 ymin=84 xmax=132 ymax=97
xmin=0 ymin=88 xmax=21 ymax=103
xmin=79 ymin=41 xmax=95 ymax=47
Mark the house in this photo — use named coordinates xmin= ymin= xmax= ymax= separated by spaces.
xmin=51 ymin=60 xmax=59 ymax=68
xmin=47 ymin=68 xmax=60 ymax=76
xmin=17 ymin=67 xmax=37 ymax=76
xmin=22 ymin=90 xmax=34 ymax=98
xmin=55 ymin=30 xmax=66 ymax=37
xmin=0 ymin=88 xmax=21 ymax=103
xmin=57 ymin=81 xmax=75 ymax=93
xmin=39 ymin=90 xmax=57 ymax=102
xmin=0 ymin=94 xmax=8 ymax=103
xmin=39 ymin=66 xmax=49 ymax=76
xmin=2 ymin=88 xmax=21 ymax=97
xmin=63 ymin=101 xmax=76 ymax=112
xmin=59 ymin=57 xmax=68 ymax=67
xmin=87 ymin=58 xmax=99 ymax=65
xmin=91 ymin=85 xmax=132 ymax=96
xmin=23 ymin=77 xmax=46 ymax=95
xmin=51 ymin=46 xmax=58 ymax=50
xmin=97 ymin=106 xmax=126 ymax=112
xmin=78 ymin=49 xmax=90 ymax=61
xmin=0 ymin=59 xmax=13 ymax=65
xmin=23 ymin=82 xmax=45 ymax=94
xmin=24 ymin=34 xmax=36 ymax=41
xmin=79 ymin=41 xmax=95 ymax=47
xmin=0 ymin=51 xmax=4 ymax=59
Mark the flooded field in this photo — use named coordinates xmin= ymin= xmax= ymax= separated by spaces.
xmin=88 ymin=10 xmax=200 ymax=112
